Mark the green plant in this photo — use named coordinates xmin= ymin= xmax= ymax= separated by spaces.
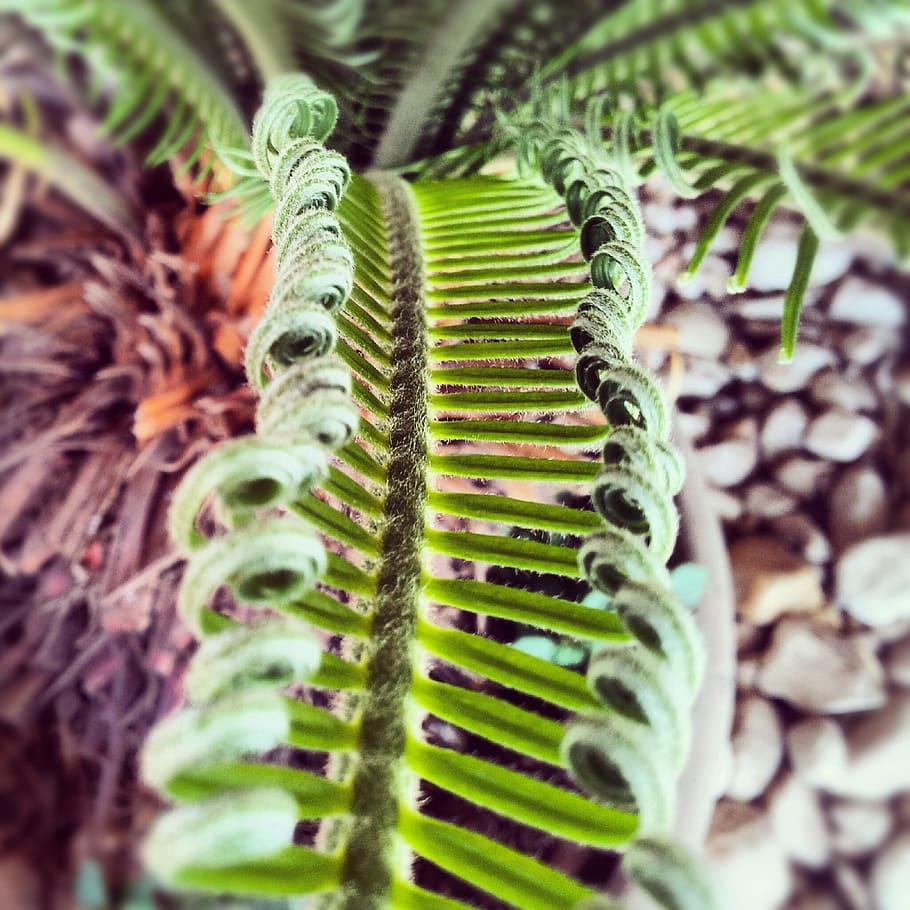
xmin=3 ymin=2 xmax=908 ymax=909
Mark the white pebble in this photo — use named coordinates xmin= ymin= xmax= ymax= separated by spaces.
xmin=829 ymin=277 xmax=906 ymax=329
xmin=870 ymin=833 xmax=910 ymax=910
xmin=706 ymin=803 xmax=793 ymax=910
xmin=747 ymin=233 xmax=852 ymax=293
xmin=726 ymin=695 xmax=784 ymax=801
xmin=678 ymin=358 xmax=733 ymax=397
xmin=698 ymin=437 xmax=758 ymax=488
xmin=809 ymin=369 xmax=877 ymax=413
xmin=842 ymin=327 xmax=894 ymax=365
xmin=663 ymin=300 xmax=730 ymax=359
xmin=760 ymin=399 xmax=809 ymax=460
xmin=757 ymin=619 xmax=886 ymax=714
xmin=805 ymin=409 xmax=878 ymax=462
xmin=836 ymin=534 xmax=910 ymax=626
xmin=774 ymin=456 xmax=834 ymax=499
xmin=828 ymin=799 xmax=892 ymax=858
xmin=828 ymin=466 xmax=888 ymax=552
xmin=768 ymin=774 xmax=830 ymax=868
xmin=758 ymin=343 xmax=836 ymax=393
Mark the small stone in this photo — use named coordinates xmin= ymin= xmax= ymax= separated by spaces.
xmin=842 ymin=327 xmax=894 ymax=365
xmin=757 ymin=343 xmax=836 ymax=393
xmin=643 ymin=200 xmax=697 ymax=235
xmin=759 ymin=399 xmax=809 ymax=460
xmin=828 ymin=799 xmax=892 ymax=857
xmin=706 ymin=803 xmax=793 ymax=910
xmin=678 ymin=358 xmax=733 ymax=397
xmin=885 ymin=637 xmax=910 ymax=687
xmin=828 ymin=467 xmax=888 ymax=552
xmin=643 ymin=234 xmax=671 ymax=265
xmin=663 ymin=300 xmax=730 ymax=359
xmin=698 ymin=437 xmax=758 ymax=488
xmin=770 ymin=514 xmax=831 ymax=566
xmin=757 ymin=619 xmax=886 ymax=713
xmin=845 ymin=695 xmax=910 ymax=798
xmin=678 ymin=253 xmax=732 ymax=300
xmin=870 ymin=833 xmax=910 ymax=910
xmin=748 ymin=231 xmax=852 ymax=292
xmin=731 ymin=537 xmax=824 ymax=625
xmin=805 ymin=409 xmax=878 ymax=462
xmin=731 ymin=295 xmax=788 ymax=321
xmin=726 ymin=695 xmax=783 ymax=801
xmin=802 ymin=696 xmax=910 ymax=800
xmin=774 ymin=456 xmax=834 ymax=499
xmin=829 ymin=277 xmax=906 ymax=329
xmin=675 ymin=409 xmax=711 ymax=441
xmin=870 ymin=617 xmax=910 ymax=646
xmin=742 ymin=483 xmax=798 ymax=520
xmin=787 ymin=717 xmax=849 ymax=787
xmin=849 ymin=228 xmax=900 ymax=270
xmin=836 ymin=534 xmax=910 ymax=626
xmin=768 ymin=775 xmax=830 ymax=868
xmin=809 ymin=369 xmax=877 ymax=413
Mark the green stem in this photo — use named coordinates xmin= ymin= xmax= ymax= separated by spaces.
xmin=339 ymin=171 xmax=428 ymax=909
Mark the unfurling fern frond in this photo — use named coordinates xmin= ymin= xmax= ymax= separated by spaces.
xmin=532 ymin=126 xmax=705 ymax=843
xmin=143 ymin=72 xmax=358 ymax=884
xmin=142 ymin=76 xmax=717 ymax=910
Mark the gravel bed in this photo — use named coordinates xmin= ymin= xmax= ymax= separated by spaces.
xmin=643 ymin=176 xmax=910 ymax=910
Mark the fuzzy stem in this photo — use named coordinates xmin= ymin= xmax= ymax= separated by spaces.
xmin=339 ymin=171 xmax=428 ymax=909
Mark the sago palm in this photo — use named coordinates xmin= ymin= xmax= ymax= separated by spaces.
xmin=1 ymin=2 xmax=908 ymax=909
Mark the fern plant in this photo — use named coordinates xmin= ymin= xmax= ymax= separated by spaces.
xmin=2 ymin=1 xmax=909 ymax=908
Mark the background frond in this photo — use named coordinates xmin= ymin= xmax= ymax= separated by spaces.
xmin=1 ymin=0 xmax=249 ymax=169
xmin=628 ymin=82 xmax=910 ymax=354
xmin=412 ymin=0 xmax=910 ymax=176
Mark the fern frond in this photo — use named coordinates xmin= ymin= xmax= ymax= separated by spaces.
xmin=1 ymin=0 xmax=248 ymax=168
xmin=413 ymin=0 xmax=909 ymax=177
xmin=0 ymin=121 xmax=139 ymax=235
xmin=139 ymin=74 xmax=720 ymax=910
xmin=211 ymin=0 xmax=366 ymax=82
xmin=626 ymin=82 xmax=910 ymax=355
xmin=544 ymin=0 xmax=892 ymax=107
